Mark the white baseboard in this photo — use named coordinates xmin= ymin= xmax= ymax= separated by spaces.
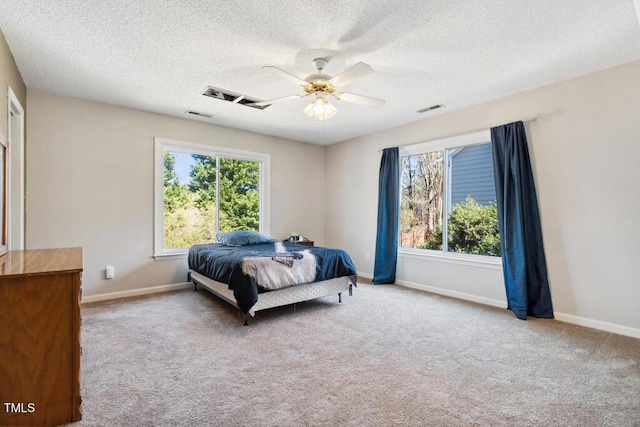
xmin=554 ymin=312 xmax=640 ymax=339
xmin=358 ymin=272 xmax=640 ymax=340
xmin=357 ymin=271 xmax=505 ymax=308
xmin=396 ymin=278 xmax=507 ymax=308
xmin=82 ymin=282 xmax=192 ymax=304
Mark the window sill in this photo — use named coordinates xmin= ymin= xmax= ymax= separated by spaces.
xmin=398 ymin=248 xmax=503 ymax=270
xmin=153 ymin=252 xmax=188 ymax=261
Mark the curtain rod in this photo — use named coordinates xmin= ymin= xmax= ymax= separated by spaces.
xmin=378 ymin=113 xmax=553 ymax=153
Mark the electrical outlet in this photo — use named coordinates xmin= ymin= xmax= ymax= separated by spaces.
xmin=105 ymin=265 xmax=115 ymax=279
xmin=365 ymin=252 xmax=371 ymax=261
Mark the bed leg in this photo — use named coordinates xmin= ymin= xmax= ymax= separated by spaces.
xmin=349 ymin=283 xmax=353 ymax=296
xmin=193 ymin=281 xmax=198 ymax=291
xmin=243 ymin=313 xmax=249 ymax=326
xmin=338 ymin=293 xmax=342 ymax=303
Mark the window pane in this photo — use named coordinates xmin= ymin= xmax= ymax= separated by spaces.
xmin=163 ymin=151 xmax=216 ymax=249
xmin=400 ymin=151 xmax=444 ymax=249
xmin=155 ymin=138 xmax=269 ymax=257
xmin=446 ymin=143 xmax=501 ymax=256
xmin=218 ymin=157 xmax=260 ymax=232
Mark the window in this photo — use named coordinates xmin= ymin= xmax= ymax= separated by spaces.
xmin=154 ymin=138 xmax=270 ymax=257
xmin=400 ymin=130 xmax=500 ymax=258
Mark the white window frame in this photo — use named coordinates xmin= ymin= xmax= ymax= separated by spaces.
xmin=153 ymin=137 xmax=270 ymax=259
xmin=398 ymin=129 xmax=502 ymax=268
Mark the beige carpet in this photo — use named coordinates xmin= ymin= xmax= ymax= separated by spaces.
xmin=76 ymin=283 xmax=640 ymax=426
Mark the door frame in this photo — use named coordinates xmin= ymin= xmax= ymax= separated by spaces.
xmin=8 ymin=87 xmax=25 ymax=250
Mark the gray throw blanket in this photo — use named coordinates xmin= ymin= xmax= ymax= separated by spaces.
xmin=240 ymin=242 xmax=317 ymax=290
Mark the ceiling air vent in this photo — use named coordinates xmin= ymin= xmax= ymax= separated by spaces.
xmin=185 ymin=110 xmax=213 ymax=118
xmin=417 ymin=104 xmax=444 ymax=113
xmin=202 ymin=86 xmax=271 ymax=110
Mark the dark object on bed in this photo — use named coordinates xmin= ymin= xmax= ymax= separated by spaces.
xmin=188 ymin=238 xmax=357 ymax=319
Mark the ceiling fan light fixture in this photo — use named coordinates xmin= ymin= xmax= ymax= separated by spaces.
xmin=261 ymin=58 xmax=384 ymax=118
xmin=303 ymin=95 xmax=337 ymax=121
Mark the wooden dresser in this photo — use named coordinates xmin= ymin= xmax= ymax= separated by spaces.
xmin=0 ymin=248 xmax=83 ymax=426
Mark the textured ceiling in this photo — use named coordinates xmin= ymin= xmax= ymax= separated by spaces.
xmin=1 ymin=1 xmax=639 ymax=145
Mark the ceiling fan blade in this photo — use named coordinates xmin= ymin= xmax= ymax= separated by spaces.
xmin=337 ymin=92 xmax=386 ymax=109
xmin=249 ymin=93 xmax=308 ymax=107
xmin=329 ymin=62 xmax=373 ymax=87
xmin=263 ymin=66 xmax=308 ymax=85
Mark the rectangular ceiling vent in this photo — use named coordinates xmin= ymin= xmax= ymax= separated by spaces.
xmin=202 ymin=86 xmax=271 ymax=110
xmin=417 ymin=104 xmax=444 ymax=113
xmin=185 ymin=110 xmax=213 ymax=118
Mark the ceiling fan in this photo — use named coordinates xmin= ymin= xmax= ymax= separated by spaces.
xmin=250 ymin=58 xmax=386 ymax=121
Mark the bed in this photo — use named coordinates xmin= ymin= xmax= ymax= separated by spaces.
xmin=188 ymin=231 xmax=358 ymax=325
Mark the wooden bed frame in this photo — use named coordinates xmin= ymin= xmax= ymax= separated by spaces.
xmin=189 ymin=270 xmax=355 ymax=325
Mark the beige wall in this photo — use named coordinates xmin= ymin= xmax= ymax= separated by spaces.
xmin=0 ymin=28 xmax=26 ymax=138
xmin=26 ymin=90 xmax=325 ymax=297
xmin=325 ymin=60 xmax=640 ymax=336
